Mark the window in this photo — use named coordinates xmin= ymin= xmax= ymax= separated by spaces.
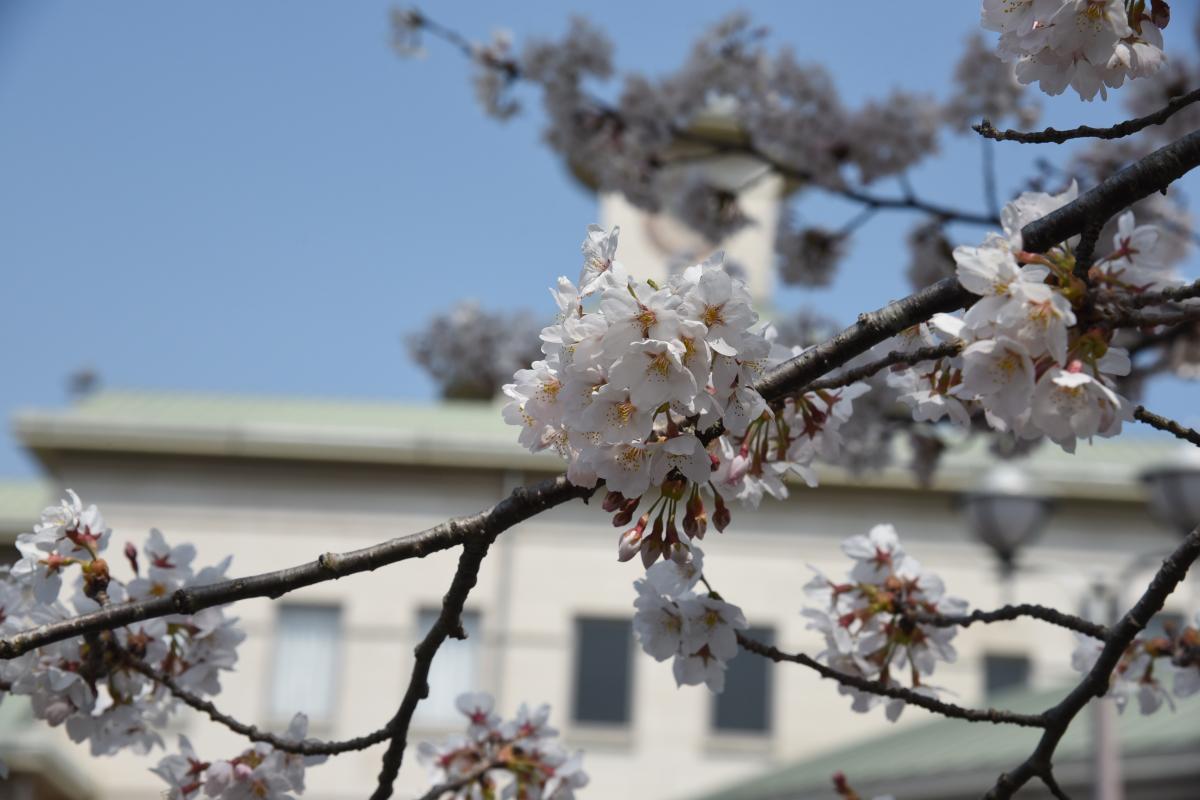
xmin=984 ymin=653 xmax=1031 ymax=698
xmin=572 ymin=617 xmax=633 ymax=725
xmin=413 ymin=609 xmax=482 ymax=726
xmin=714 ymin=626 xmax=774 ymax=733
xmin=270 ymin=604 xmax=342 ymax=724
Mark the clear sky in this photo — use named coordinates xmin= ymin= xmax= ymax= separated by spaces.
xmin=1 ymin=1 xmax=1197 ymax=476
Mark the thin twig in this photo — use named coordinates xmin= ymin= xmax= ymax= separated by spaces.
xmin=1133 ymin=405 xmax=1200 ymax=447
xmin=127 ymin=656 xmax=393 ymax=755
xmin=415 ymin=761 xmax=505 ymax=800
xmin=975 ymin=88 xmax=1200 ymax=144
xmin=914 ymin=604 xmax=1108 ymax=641
xmin=1093 ymin=277 xmax=1200 ymax=308
xmin=804 ymin=342 xmax=962 ymax=393
xmin=736 ymin=633 xmax=1047 ymax=728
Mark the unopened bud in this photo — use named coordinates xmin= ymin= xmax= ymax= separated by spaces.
xmin=617 ymin=527 xmax=643 ymax=562
xmin=713 ymin=494 xmax=732 ymax=532
xmin=665 ymin=516 xmax=680 ymax=546
xmin=1151 ymin=0 xmax=1170 ymax=29
xmin=124 ymin=541 xmax=140 ymax=576
xmin=640 ymin=536 xmax=663 ymax=568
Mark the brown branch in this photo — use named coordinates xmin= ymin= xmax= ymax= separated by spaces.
xmin=127 ymin=656 xmax=395 ymax=756
xmin=370 ymin=511 xmax=504 ymax=800
xmin=736 ymin=632 xmax=1047 ymax=729
xmin=974 ymin=88 xmax=1200 ymax=144
xmin=914 ymin=604 xmax=1108 ymax=641
xmin=1021 ymin=129 xmax=1200 ymax=253
xmin=1093 ymin=277 xmax=1200 ymax=308
xmin=0 ymin=475 xmax=594 ymax=660
xmin=753 ymin=277 xmax=974 ymax=401
xmin=984 ymin=528 xmax=1200 ymax=799
xmin=415 ymin=761 xmax=505 ymax=800
xmin=1100 ymin=307 xmax=1200 ymax=328
xmin=1133 ymin=405 xmax=1200 ymax=447
xmin=803 ymin=342 xmax=962 ymax=393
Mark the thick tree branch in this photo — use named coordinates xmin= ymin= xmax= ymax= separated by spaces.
xmin=736 ymin=632 xmax=1046 ymax=728
xmin=984 ymin=528 xmax=1200 ymax=799
xmin=1133 ymin=405 xmax=1200 ymax=447
xmin=0 ymin=475 xmax=594 ymax=660
xmin=975 ymin=88 xmax=1200 ymax=144
xmin=754 ymin=278 xmax=975 ymax=400
xmin=914 ymin=604 xmax=1108 ymax=641
xmin=1021 ymin=129 xmax=1200 ymax=253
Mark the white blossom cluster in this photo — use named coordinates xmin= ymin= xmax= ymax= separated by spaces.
xmin=1 ymin=492 xmax=244 ymax=769
xmin=982 ymin=0 xmax=1170 ymax=100
xmin=887 ymin=183 xmax=1183 ymax=452
xmin=803 ymin=525 xmax=967 ymax=720
xmin=631 ymin=547 xmax=749 ymax=692
xmin=1072 ymin=610 xmax=1200 ymax=714
xmin=153 ymin=716 xmax=325 ymax=800
xmin=502 ymin=225 xmax=869 ymax=563
xmin=416 ymin=692 xmax=587 ymax=799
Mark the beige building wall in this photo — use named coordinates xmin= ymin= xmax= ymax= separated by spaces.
xmin=1 ymin=401 xmax=1192 ymax=800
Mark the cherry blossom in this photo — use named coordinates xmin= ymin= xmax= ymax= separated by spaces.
xmin=984 ymin=0 xmax=1169 ymax=100
xmin=803 ymin=525 xmax=967 ymax=720
xmin=417 ymin=692 xmax=587 ymax=799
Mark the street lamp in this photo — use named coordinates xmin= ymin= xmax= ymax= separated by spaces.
xmin=1140 ymin=445 xmax=1200 ymax=538
xmin=960 ymin=464 xmax=1053 ymax=579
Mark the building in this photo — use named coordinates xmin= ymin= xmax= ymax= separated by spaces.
xmin=0 ymin=389 xmax=1196 ymax=799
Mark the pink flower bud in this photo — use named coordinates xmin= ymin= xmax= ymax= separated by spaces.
xmin=617 ymin=527 xmax=643 ymax=562
xmin=124 ymin=541 xmax=140 ymax=576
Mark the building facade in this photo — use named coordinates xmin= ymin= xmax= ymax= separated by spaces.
xmin=0 ymin=390 xmax=1195 ymax=799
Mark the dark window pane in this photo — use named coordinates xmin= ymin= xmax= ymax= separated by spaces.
xmin=714 ymin=626 xmax=773 ymax=733
xmin=572 ymin=618 xmax=632 ymax=724
xmin=984 ymin=653 xmax=1030 ymax=698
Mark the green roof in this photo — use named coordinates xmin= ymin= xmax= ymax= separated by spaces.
xmin=9 ymin=389 xmax=1188 ymax=500
xmin=0 ymin=480 xmax=51 ymax=536
xmin=697 ymin=687 xmax=1200 ymax=800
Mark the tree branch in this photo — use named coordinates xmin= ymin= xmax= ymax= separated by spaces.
xmin=0 ymin=475 xmax=594 ymax=660
xmin=127 ymin=655 xmax=397 ymax=756
xmin=1093 ymin=277 xmax=1200 ymax=308
xmin=1133 ymin=405 xmax=1200 ymax=447
xmin=415 ymin=761 xmax=505 ymax=800
xmin=803 ymin=342 xmax=962 ymax=393
xmin=1021 ymin=129 xmax=1200 ymax=253
xmin=370 ymin=514 xmax=503 ymax=800
xmin=736 ymin=633 xmax=1047 ymax=728
xmin=974 ymin=88 xmax=1200 ymax=144
xmin=913 ymin=604 xmax=1108 ymax=641
xmin=984 ymin=528 xmax=1200 ymax=799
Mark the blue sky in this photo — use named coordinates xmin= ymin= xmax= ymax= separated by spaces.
xmin=1 ymin=1 xmax=1197 ymax=476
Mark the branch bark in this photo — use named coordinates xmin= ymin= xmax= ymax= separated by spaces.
xmin=0 ymin=475 xmax=594 ymax=660
xmin=984 ymin=528 xmax=1200 ymax=799
xmin=975 ymin=88 xmax=1200 ymax=144
xmin=736 ymin=633 xmax=1046 ymax=728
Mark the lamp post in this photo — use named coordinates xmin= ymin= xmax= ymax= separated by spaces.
xmin=960 ymin=465 xmax=1053 ymax=592
xmin=1140 ymin=445 xmax=1200 ymax=538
